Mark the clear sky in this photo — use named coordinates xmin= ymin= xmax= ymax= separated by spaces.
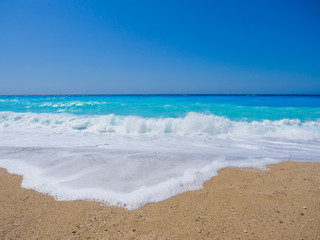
xmin=0 ymin=0 xmax=319 ymax=94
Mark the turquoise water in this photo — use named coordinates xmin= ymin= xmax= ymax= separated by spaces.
xmin=1 ymin=95 xmax=320 ymax=121
xmin=0 ymin=95 xmax=319 ymax=209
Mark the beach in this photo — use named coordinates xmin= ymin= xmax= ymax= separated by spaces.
xmin=1 ymin=161 xmax=320 ymax=239
xmin=1 ymin=0 xmax=319 ymax=238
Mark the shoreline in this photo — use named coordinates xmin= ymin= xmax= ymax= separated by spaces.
xmin=1 ymin=161 xmax=320 ymax=239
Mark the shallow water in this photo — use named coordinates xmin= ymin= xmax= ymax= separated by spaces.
xmin=0 ymin=95 xmax=319 ymax=209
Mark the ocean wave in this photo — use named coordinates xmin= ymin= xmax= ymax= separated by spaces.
xmin=38 ymin=101 xmax=101 ymax=107
xmin=0 ymin=111 xmax=319 ymax=140
xmin=1 ymin=111 xmax=320 ymax=209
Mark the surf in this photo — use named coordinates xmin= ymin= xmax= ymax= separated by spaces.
xmin=0 ymin=95 xmax=319 ymax=209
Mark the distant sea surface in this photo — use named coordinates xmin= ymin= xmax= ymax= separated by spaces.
xmin=0 ymin=95 xmax=319 ymax=209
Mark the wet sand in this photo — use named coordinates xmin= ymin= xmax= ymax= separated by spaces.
xmin=1 ymin=161 xmax=320 ymax=239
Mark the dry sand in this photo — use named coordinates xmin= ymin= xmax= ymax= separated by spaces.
xmin=1 ymin=161 xmax=320 ymax=239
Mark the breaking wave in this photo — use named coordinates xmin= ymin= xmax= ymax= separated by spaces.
xmin=0 ymin=111 xmax=319 ymax=140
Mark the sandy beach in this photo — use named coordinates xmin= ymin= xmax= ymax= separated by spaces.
xmin=1 ymin=161 xmax=320 ymax=240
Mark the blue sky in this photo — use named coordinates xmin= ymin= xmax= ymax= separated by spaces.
xmin=0 ymin=0 xmax=319 ymax=94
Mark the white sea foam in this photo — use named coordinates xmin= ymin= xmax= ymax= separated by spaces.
xmin=39 ymin=101 xmax=101 ymax=107
xmin=0 ymin=111 xmax=319 ymax=139
xmin=0 ymin=111 xmax=319 ymax=209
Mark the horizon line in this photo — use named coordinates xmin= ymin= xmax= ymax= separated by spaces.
xmin=1 ymin=93 xmax=320 ymax=97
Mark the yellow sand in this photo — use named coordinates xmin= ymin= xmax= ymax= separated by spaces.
xmin=1 ymin=161 xmax=320 ymax=239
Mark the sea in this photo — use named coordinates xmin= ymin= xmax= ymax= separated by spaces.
xmin=0 ymin=95 xmax=319 ymax=209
